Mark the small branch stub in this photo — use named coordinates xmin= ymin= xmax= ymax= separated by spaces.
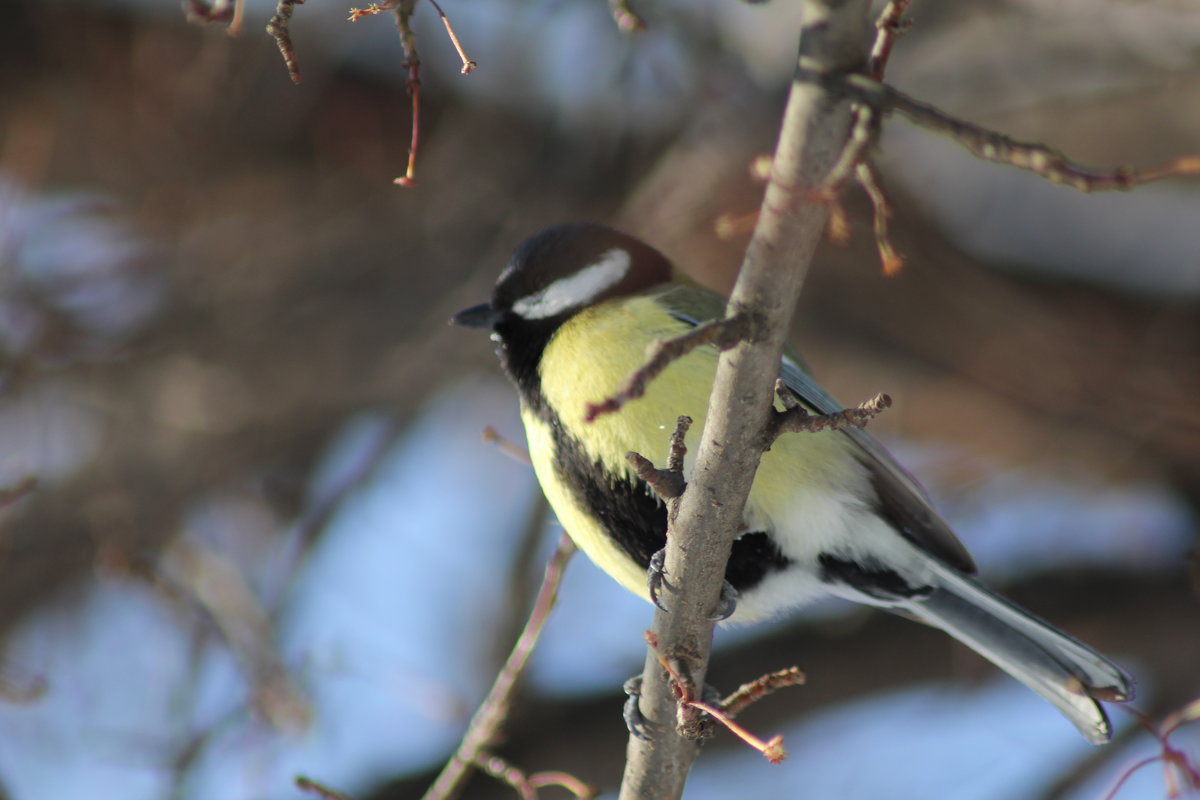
xmin=720 ymin=666 xmax=808 ymax=718
xmin=765 ymin=380 xmax=891 ymax=449
xmin=628 ymin=415 xmax=693 ymax=612
xmin=625 ymin=415 xmax=692 ymax=516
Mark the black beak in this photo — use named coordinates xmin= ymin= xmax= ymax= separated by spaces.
xmin=450 ymin=302 xmax=502 ymax=329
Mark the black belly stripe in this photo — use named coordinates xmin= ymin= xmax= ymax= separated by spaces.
xmin=817 ymin=553 xmax=931 ymax=601
xmin=547 ymin=413 xmax=792 ymax=593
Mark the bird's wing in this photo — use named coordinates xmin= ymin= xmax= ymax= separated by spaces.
xmin=657 ymin=284 xmax=976 ymax=574
xmin=777 ymin=355 xmax=976 ymax=573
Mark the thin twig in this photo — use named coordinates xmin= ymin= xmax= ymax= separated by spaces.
xmin=476 ymin=754 xmax=537 ymax=800
xmin=806 ymin=1 xmax=910 ymax=276
xmin=585 ymin=313 xmax=756 ymax=422
xmin=818 ymin=101 xmax=879 ymax=195
xmin=422 ymin=534 xmax=577 ymax=800
xmin=720 ymin=666 xmax=807 ymax=718
xmin=867 ymin=0 xmax=912 ymax=80
xmin=643 ymin=633 xmax=792 ymax=764
xmin=687 ymin=700 xmax=787 ymax=764
xmin=392 ymin=0 xmax=422 ymax=187
xmin=527 ymin=771 xmax=598 ymax=799
xmin=296 ymin=776 xmax=355 ymax=800
xmin=350 ymin=0 xmax=474 ymax=182
xmin=426 ymin=0 xmax=476 ymax=73
xmin=883 ymin=85 xmax=1200 ymax=192
xmin=482 ymin=426 xmax=531 ymax=464
xmin=228 ymin=0 xmax=245 ymax=36
xmin=266 ymin=0 xmax=305 ymax=84
xmin=811 ymin=0 xmax=902 ymax=199
xmin=855 ymin=162 xmax=902 ymax=275
xmin=764 ymin=381 xmax=891 ymax=447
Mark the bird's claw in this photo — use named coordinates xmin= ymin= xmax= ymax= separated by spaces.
xmin=647 ymin=548 xmax=673 ymax=612
xmin=623 ymin=676 xmax=652 ymax=741
xmin=710 ymin=580 xmax=738 ymax=621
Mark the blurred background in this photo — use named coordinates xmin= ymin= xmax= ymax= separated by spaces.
xmin=0 ymin=0 xmax=1198 ymax=798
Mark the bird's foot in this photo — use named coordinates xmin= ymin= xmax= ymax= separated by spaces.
xmin=623 ymin=676 xmax=652 ymax=741
xmin=647 ymin=548 xmax=673 ymax=611
xmin=710 ymin=580 xmax=738 ymax=621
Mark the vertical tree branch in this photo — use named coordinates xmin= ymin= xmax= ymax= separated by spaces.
xmin=618 ymin=1 xmax=872 ymax=796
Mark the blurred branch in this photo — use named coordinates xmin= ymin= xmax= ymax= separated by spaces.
xmin=183 ymin=0 xmax=245 ymax=32
xmin=619 ymin=0 xmax=872 ymax=796
xmin=423 ymin=534 xmax=582 ymax=800
xmin=608 ymin=0 xmax=647 ymax=33
xmin=297 ymin=775 xmax=355 ymax=800
xmin=0 ymin=476 xmax=37 ymax=508
xmin=428 ymin=0 xmax=477 ymax=74
xmin=853 ymin=162 xmax=901 ymax=275
xmin=159 ymin=538 xmax=311 ymax=733
xmin=0 ymin=660 xmax=46 ymax=704
xmin=482 ymin=426 xmax=531 ymax=464
xmin=1101 ymin=698 xmax=1200 ymax=800
xmin=477 ymin=753 xmax=597 ymax=800
xmin=285 ymin=417 xmax=405 ymax=571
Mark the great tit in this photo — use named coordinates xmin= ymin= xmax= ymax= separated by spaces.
xmin=452 ymin=222 xmax=1133 ymax=744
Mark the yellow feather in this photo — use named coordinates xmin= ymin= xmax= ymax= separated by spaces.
xmin=525 ymin=293 xmax=864 ymax=604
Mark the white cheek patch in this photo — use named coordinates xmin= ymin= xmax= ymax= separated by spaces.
xmin=512 ymin=248 xmax=631 ymax=320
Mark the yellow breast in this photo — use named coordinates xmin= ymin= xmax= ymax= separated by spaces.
xmin=525 ymin=294 xmax=861 ymax=602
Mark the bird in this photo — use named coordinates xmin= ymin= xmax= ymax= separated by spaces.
xmin=451 ymin=221 xmax=1133 ymax=744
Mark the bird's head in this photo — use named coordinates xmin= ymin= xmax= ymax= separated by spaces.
xmin=451 ymin=222 xmax=673 ymax=333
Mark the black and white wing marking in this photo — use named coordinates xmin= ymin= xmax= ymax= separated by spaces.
xmin=660 ymin=287 xmax=975 ymax=575
xmin=777 ymin=355 xmax=976 ymax=574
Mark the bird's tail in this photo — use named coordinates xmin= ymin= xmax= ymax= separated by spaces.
xmin=903 ymin=561 xmax=1134 ymax=745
